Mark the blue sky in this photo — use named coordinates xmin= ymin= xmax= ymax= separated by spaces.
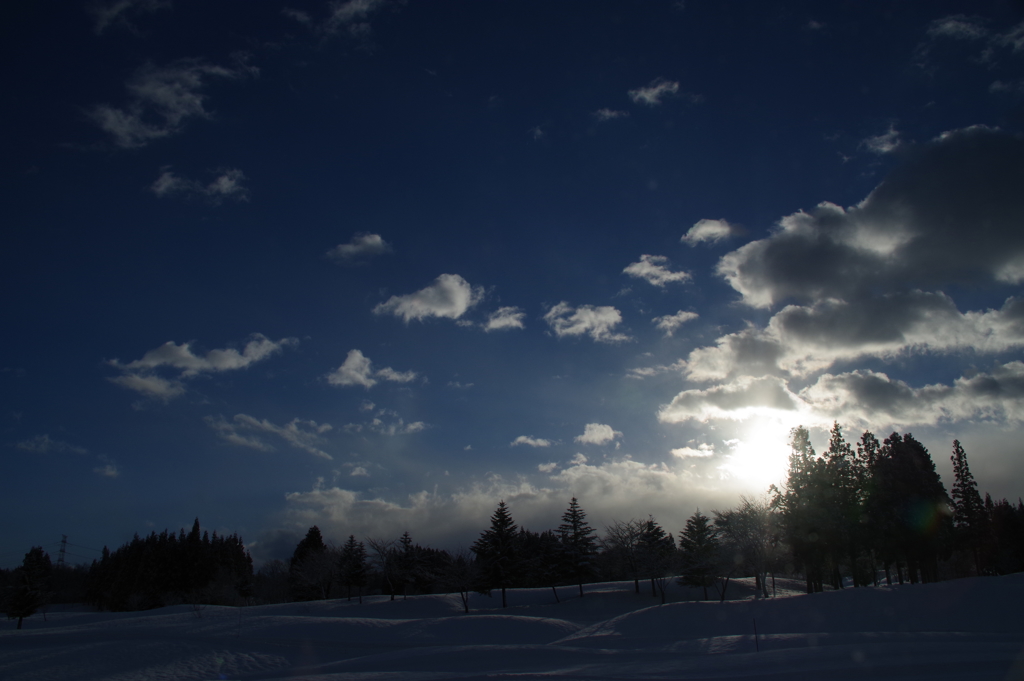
xmin=4 ymin=0 xmax=1024 ymax=567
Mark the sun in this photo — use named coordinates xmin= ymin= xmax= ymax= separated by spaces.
xmin=719 ymin=415 xmax=801 ymax=492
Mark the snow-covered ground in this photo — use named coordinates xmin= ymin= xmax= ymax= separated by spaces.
xmin=2 ymin=575 xmax=1022 ymax=680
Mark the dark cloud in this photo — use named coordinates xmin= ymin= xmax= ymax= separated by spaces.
xmin=720 ymin=127 xmax=1024 ymax=308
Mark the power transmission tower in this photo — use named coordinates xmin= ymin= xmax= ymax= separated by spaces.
xmin=57 ymin=535 xmax=67 ymax=568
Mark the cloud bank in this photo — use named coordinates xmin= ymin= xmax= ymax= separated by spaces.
xmin=659 ymin=127 xmax=1024 ymax=432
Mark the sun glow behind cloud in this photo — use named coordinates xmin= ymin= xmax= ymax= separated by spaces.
xmin=717 ymin=415 xmax=803 ymax=492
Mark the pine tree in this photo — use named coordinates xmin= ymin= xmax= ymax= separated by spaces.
xmin=677 ymin=510 xmax=719 ymax=600
xmin=865 ymin=433 xmax=953 ymax=584
xmin=471 ymin=501 xmax=518 ymax=607
xmin=289 ymin=526 xmax=333 ymax=601
xmin=824 ymin=422 xmax=869 ymax=588
xmin=4 ymin=547 xmax=51 ymax=629
xmin=557 ymin=497 xmax=598 ymax=597
xmin=638 ymin=516 xmax=675 ymax=601
xmin=950 ymin=440 xmax=988 ymax=574
xmin=397 ymin=531 xmax=418 ymax=598
xmin=774 ymin=426 xmax=829 ymax=593
xmin=338 ymin=535 xmax=368 ymax=603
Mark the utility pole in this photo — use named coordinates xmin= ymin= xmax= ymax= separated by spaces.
xmin=57 ymin=535 xmax=67 ymax=568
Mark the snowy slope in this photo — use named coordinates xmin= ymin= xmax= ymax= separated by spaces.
xmin=2 ymin=575 xmax=1022 ymax=680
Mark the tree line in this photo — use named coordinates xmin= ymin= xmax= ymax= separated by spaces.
xmin=5 ymin=424 xmax=1024 ymax=626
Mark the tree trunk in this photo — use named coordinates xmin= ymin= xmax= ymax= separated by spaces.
xmin=579 ymin=583 xmax=584 ymax=598
xmin=551 ymin=586 xmax=559 ymax=603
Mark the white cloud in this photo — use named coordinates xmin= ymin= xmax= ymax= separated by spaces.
xmin=990 ymin=80 xmax=1024 ymax=95
xmin=327 ymin=233 xmax=392 ymax=261
xmin=653 ymin=311 xmax=698 ymax=337
xmin=861 ymin=124 xmax=901 ymax=155
xmin=325 ymin=0 xmax=387 ymax=34
xmin=671 ymin=443 xmax=715 ymax=458
xmin=622 ymin=254 xmax=692 ymax=286
xmin=594 ymin=108 xmax=628 ymax=121
xmin=207 ymin=414 xmax=334 ymax=460
xmin=327 ymin=350 xmax=375 ymax=388
xmin=16 ymin=435 xmax=88 ymax=455
xmin=282 ymin=7 xmax=313 ymax=25
xmin=660 ymin=359 xmax=1024 ymax=433
xmin=627 ymin=359 xmax=687 ymax=380
xmin=112 ymin=334 xmax=295 ymax=377
xmin=575 ymin=423 xmax=622 ymax=445
xmin=325 ymin=349 xmax=419 ymax=389
xmin=204 ymin=168 xmax=249 ymax=200
xmin=107 ymin=373 xmax=186 ymax=401
xmin=350 ymin=466 xmax=369 ymax=477
xmin=367 ymin=417 xmax=427 ymax=436
xmin=800 ymin=362 xmax=1024 ymax=428
xmin=681 ymin=292 xmax=1024 ymax=384
xmin=682 ymin=218 xmax=742 ymax=245
xmin=628 ymin=78 xmax=680 ymax=106
xmin=484 ymin=306 xmax=526 ymax=332
xmin=995 ymin=22 xmax=1024 ymax=52
xmin=91 ymin=58 xmax=255 ymax=148
xmin=108 ymin=333 xmax=296 ymax=400
xmin=151 ymin=168 xmax=249 ymax=203
xmin=375 ymin=367 xmax=418 ymax=383
xmin=511 ymin=436 xmax=552 ymax=448
xmin=374 ymin=274 xmax=484 ymax=323
xmin=543 ymin=302 xmax=630 ymax=343
xmin=658 ymin=376 xmax=805 ymax=424
xmin=93 ymin=463 xmax=120 ymax=478
xmin=537 ymin=462 xmax=558 ymax=473
xmin=927 ymin=15 xmax=989 ymax=41
xmin=91 ymin=0 xmax=170 ymax=35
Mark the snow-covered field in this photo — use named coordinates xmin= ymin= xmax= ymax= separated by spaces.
xmin=2 ymin=575 xmax=1023 ymax=680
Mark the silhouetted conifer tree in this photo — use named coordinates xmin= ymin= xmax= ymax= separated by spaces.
xmin=638 ymin=516 xmax=674 ymax=601
xmin=471 ymin=500 xmax=518 ymax=607
xmin=677 ymin=510 xmax=719 ymax=600
xmin=985 ymin=495 xmax=1024 ymax=574
xmin=865 ymin=433 xmax=953 ymax=584
xmin=558 ymin=497 xmax=598 ymax=597
xmin=950 ymin=440 xmax=988 ymax=574
xmin=289 ymin=526 xmax=334 ymax=601
xmin=338 ymin=535 xmax=368 ymax=603
xmin=4 ymin=547 xmax=51 ymax=629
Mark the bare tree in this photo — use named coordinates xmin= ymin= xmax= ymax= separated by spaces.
xmin=602 ymin=519 xmax=646 ymax=594
xmin=439 ymin=548 xmax=475 ymax=613
xmin=365 ymin=537 xmax=399 ymax=601
xmin=715 ymin=496 xmax=780 ymax=598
